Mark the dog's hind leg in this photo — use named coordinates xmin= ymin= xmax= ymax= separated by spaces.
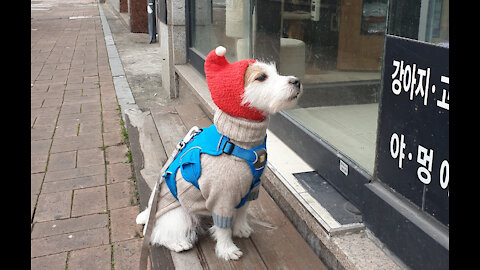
xmin=150 ymin=206 xmax=198 ymax=252
xmin=232 ymin=201 xmax=253 ymax=238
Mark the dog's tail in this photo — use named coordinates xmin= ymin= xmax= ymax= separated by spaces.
xmin=137 ymin=178 xmax=161 ymax=225
xmin=136 ymin=208 xmax=150 ymax=225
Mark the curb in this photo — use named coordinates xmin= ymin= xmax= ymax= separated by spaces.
xmin=97 ymin=1 xmax=139 ymax=121
xmin=97 ymin=0 xmax=156 ymax=223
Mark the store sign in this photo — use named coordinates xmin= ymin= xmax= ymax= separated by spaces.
xmin=375 ymin=35 xmax=449 ymax=226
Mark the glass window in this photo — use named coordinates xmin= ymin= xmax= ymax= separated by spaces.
xmin=254 ymin=0 xmax=448 ymax=175
xmin=190 ymin=0 xmax=252 ymax=61
xmin=188 ymin=0 xmax=449 ymax=175
xmin=271 ymin=0 xmax=389 ymax=174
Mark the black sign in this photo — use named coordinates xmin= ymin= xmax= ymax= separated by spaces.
xmin=375 ymin=35 xmax=449 ymax=226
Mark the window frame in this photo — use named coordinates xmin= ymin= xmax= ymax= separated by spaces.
xmin=185 ymin=0 xmax=207 ymax=76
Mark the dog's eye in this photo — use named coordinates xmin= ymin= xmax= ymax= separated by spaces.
xmin=255 ymin=73 xmax=268 ymax=82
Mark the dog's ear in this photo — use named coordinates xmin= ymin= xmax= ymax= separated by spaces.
xmin=244 ymin=63 xmax=266 ymax=88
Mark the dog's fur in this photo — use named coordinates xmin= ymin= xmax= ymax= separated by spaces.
xmin=136 ymin=53 xmax=302 ymax=261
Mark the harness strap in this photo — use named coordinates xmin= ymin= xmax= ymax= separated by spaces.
xmin=223 ymin=141 xmax=255 ymax=161
xmin=223 ymin=140 xmax=267 ymax=170
xmin=221 ymin=138 xmax=267 ymax=208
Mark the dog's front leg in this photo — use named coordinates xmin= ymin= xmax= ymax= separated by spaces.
xmin=233 ymin=201 xmax=253 ymax=238
xmin=210 ymin=226 xmax=243 ymax=260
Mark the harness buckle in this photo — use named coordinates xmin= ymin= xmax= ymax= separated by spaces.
xmin=222 ymin=140 xmax=235 ymax=155
xmin=177 ymin=126 xmax=202 ymax=150
xmin=176 ymin=141 xmax=185 ymax=150
xmin=253 ymin=148 xmax=267 ymax=170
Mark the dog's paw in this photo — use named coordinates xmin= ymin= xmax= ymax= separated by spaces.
xmin=163 ymin=240 xmax=194 ymax=253
xmin=233 ymin=222 xmax=253 ymax=238
xmin=215 ymin=244 xmax=243 ymax=261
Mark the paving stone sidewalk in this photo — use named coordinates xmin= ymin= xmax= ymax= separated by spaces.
xmin=31 ymin=0 xmax=143 ymax=269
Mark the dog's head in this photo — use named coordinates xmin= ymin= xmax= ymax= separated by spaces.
xmin=242 ymin=61 xmax=302 ymax=115
xmin=205 ymin=46 xmax=302 ymax=121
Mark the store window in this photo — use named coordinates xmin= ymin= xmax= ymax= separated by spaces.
xmin=188 ymin=0 xmax=449 ymax=176
xmin=277 ymin=0 xmax=388 ymax=175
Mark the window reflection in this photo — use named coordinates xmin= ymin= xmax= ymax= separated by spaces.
xmin=388 ymin=0 xmax=449 ymax=45
xmin=191 ymin=0 xmax=251 ymax=61
xmin=277 ymin=0 xmax=386 ymax=174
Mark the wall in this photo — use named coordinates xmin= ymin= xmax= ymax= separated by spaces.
xmin=158 ymin=0 xmax=187 ymax=97
xmin=128 ymin=0 xmax=148 ymax=33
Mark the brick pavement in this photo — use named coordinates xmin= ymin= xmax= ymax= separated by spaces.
xmin=31 ymin=0 xmax=143 ymax=269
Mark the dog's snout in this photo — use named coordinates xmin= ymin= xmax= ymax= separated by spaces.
xmin=287 ymin=77 xmax=302 ymax=101
xmin=289 ymin=77 xmax=301 ymax=89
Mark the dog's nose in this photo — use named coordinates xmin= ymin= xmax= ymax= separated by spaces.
xmin=289 ymin=77 xmax=301 ymax=89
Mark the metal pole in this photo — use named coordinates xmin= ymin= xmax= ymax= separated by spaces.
xmin=147 ymin=0 xmax=157 ymax=43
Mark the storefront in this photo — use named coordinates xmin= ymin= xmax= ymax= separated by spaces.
xmin=162 ymin=0 xmax=449 ymax=268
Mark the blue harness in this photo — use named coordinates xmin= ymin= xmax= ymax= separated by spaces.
xmin=163 ymin=125 xmax=267 ymax=209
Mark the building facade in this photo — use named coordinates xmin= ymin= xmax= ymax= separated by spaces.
xmin=118 ymin=0 xmax=450 ymax=268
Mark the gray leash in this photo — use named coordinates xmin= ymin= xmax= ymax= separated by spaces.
xmin=138 ymin=127 xmax=201 ymax=270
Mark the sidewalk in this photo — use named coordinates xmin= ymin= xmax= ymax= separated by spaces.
xmin=31 ymin=0 xmax=142 ymax=269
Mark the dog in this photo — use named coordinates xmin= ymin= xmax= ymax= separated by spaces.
xmin=136 ymin=46 xmax=302 ymax=261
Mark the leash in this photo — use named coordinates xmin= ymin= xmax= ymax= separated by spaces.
xmin=138 ymin=127 xmax=201 ymax=270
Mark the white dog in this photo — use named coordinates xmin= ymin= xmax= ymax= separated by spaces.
xmin=136 ymin=46 xmax=302 ymax=260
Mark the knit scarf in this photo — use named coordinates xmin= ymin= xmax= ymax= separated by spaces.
xmin=213 ymin=109 xmax=269 ymax=149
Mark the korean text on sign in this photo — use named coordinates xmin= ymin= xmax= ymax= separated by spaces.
xmin=391 ymin=60 xmax=449 ymax=111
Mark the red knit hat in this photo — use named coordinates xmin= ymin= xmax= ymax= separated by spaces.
xmin=204 ymin=46 xmax=265 ymax=121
